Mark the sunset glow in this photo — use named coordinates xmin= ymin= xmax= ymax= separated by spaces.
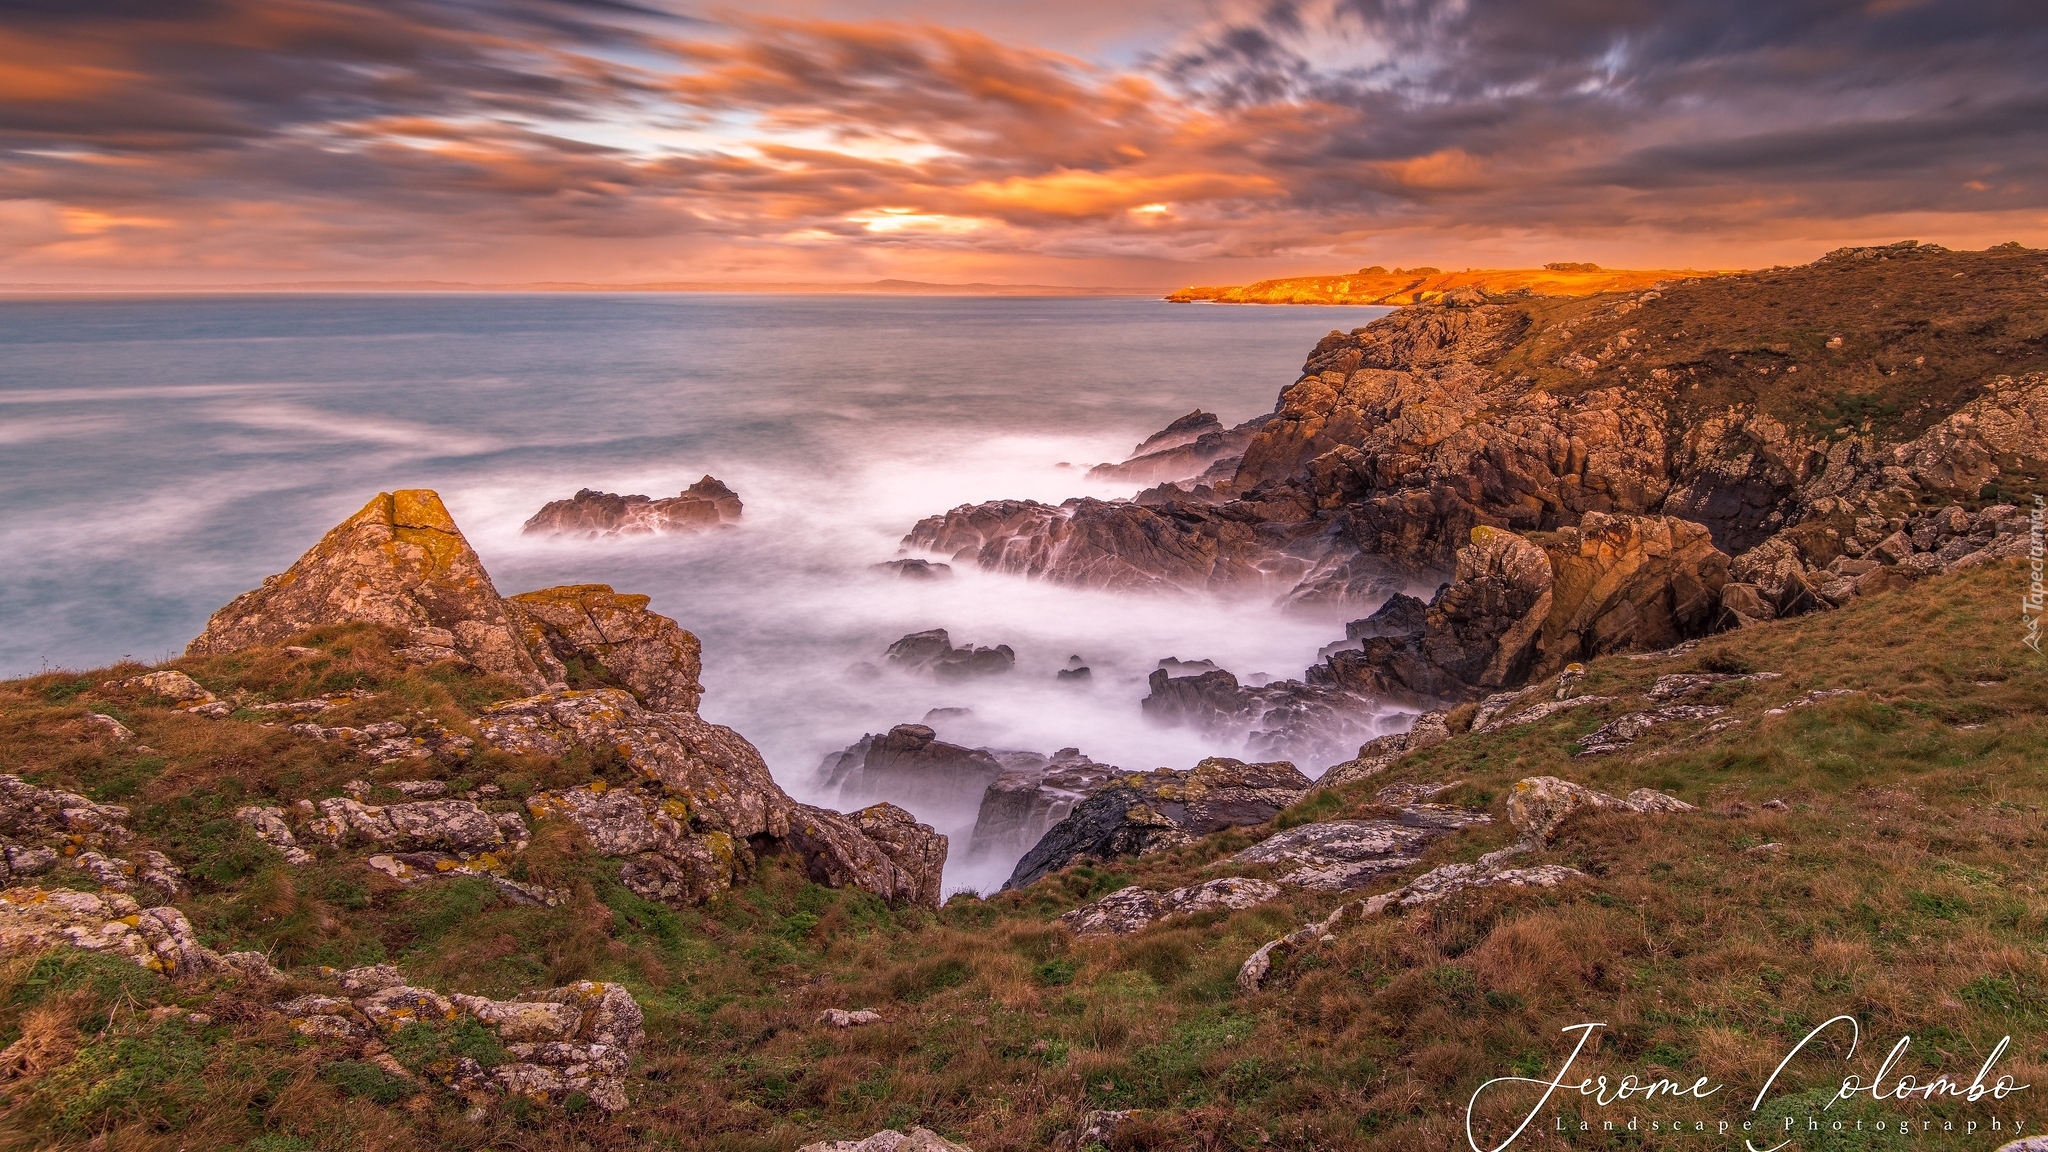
xmin=2 ymin=1 xmax=2044 ymax=286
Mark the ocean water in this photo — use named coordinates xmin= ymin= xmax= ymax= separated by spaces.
xmin=0 ymin=292 xmax=1395 ymax=891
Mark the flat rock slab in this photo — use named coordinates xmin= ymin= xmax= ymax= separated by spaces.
xmin=1233 ymin=808 xmax=1493 ymax=891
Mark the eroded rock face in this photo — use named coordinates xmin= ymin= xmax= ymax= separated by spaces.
xmin=511 ymin=584 xmax=704 ymax=712
xmin=1003 ymin=758 xmax=1311 ymax=891
xmin=522 ymin=477 xmax=742 ymax=537
xmin=1086 ymin=410 xmax=1271 ymax=487
xmin=187 ymin=490 xmax=545 ymax=690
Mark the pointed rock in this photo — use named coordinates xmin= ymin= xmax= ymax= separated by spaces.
xmin=188 ymin=490 xmax=544 ymax=690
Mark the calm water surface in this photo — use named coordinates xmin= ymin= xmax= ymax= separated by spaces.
xmin=0 ymin=292 xmax=1394 ymax=889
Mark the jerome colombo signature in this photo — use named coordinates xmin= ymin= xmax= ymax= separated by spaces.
xmin=1465 ymin=1017 xmax=2030 ymax=1152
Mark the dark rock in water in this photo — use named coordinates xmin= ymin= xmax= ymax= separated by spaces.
xmin=965 ymin=748 xmax=1119 ymax=865
xmin=1138 ymin=664 xmax=1380 ymax=768
xmin=820 ymin=723 xmax=1011 ymax=837
xmin=1142 ymin=668 xmax=1257 ymax=734
xmin=1086 ymin=411 xmax=1271 ymax=487
xmin=922 ymin=706 xmax=972 ymax=724
xmin=882 ymin=628 xmax=1015 ymax=679
xmin=523 ymin=476 xmax=742 ymax=537
xmin=1156 ymin=657 xmax=1219 ymax=676
xmin=1002 ymin=757 xmax=1310 ymax=890
xmin=1056 ymin=666 xmax=1091 ymax=682
xmin=876 ymin=558 xmax=953 ymax=579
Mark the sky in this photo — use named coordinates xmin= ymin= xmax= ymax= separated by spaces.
xmin=2 ymin=0 xmax=2045 ymax=288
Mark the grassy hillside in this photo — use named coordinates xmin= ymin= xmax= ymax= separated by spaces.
xmin=1 ymin=555 xmax=2042 ymax=1150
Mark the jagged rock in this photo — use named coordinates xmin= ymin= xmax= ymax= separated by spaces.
xmin=1233 ymin=805 xmax=1492 ymax=890
xmin=0 ymin=887 xmax=220 ymax=975
xmin=1533 ymin=513 xmax=1730 ymax=674
xmin=782 ymin=803 xmax=947 ymax=909
xmin=1505 ymin=776 xmax=1695 ymax=841
xmin=1 ymin=773 xmax=137 ymax=886
xmin=187 ymin=490 xmax=546 ymax=691
xmin=799 ymin=1130 xmax=972 ymax=1152
xmin=1087 ymin=410 xmax=1267 ymax=486
xmin=817 ymin=1008 xmax=884 ymax=1027
xmin=510 ymin=584 xmax=703 ymax=712
xmin=882 ymin=629 xmax=1015 ymax=679
xmin=1059 ymin=877 xmax=1283 ymax=936
xmin=965 ymin=748 xmax=1119 ymax=865
xmin=522 ymin=477 xmax=742 ymax=537
xmin=1004 ymin=758 xmax=1310 ymax=891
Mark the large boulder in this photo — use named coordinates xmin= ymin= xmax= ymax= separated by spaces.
xmin=187 ymin=490 xmax=545 ymax=691
xmin=782 ymin=803 xmax=947 ymax=909
xmin=1531 ymin=513 xmax=1730 ymax=675
xmin=511 ymin=584 xmax=703 ymax=712
xmin=522 ymin=476 xmax=742 ymax=537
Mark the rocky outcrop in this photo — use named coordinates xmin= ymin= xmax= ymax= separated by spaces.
xmin=882 ymin=629 xmax=1015 ymax=679
xmin=481 ymin=689 xmax=945 ymax=908
xmin=821 ymin=723 xmax=1008 ymax=833
xmin=0 ymin=773 xmax=191 ymax=900
xmin=1058 ymin=877 xmax=1282 ymax=936
xmin=511 ymin=584 xmax=704 ymax=712
xmin=522 ymin=477 xmax=741 ymax=537
xmin=0 ymin=887 xmax=222 ymax=976
xmin=188 ymin=490 xmax=545 ymax=691
xmin=283 ymin=968 xmax=644 ymax=1112
xmin=1003 ymin=758 xmax=1311 ymax=890
xmin=1313 ymin=712 xmax=1451 ymax=791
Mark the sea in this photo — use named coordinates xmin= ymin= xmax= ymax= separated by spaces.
xmin=0 ymin=292 xmax=1395 ymax=891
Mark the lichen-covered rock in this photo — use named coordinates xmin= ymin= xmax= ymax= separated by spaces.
xmin=1574 ymin=705 xmax=1727 ymax=756
xmin=818 ymin=1008 xmax=884 ymax=1027
xmin=1505 ymin=776 xmax=1696 ymax=841
xmin=522 ymin=477 xmax=742 ymax=537
xmin=1059 ymin=877 xmax=1282 ymax=936
xmin=798 ymin=1128 xmax=973 ymax=1152
xmin=0 ymin=887 xmax=221 ymax=975
xmin=187 ymin=489 xmax=545 ymax=691
xmin=306 ymin=797 xmax=521 ymax=856
xmin=478 ymin=689 xmax=792 ymax=845
xmin=510 ymin=584 xmax=703 ymax=712
xmin=527 ymin=783 xmax=739 ymax=905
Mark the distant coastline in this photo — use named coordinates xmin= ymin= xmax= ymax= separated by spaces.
xmin=0 ymin=277 xmax=1153 ymax=297
xmin=1167 ymin=263 xmax=1741 ymax=305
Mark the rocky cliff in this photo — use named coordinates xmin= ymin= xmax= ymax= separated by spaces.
xmin=904 ymin=242 xmax=2048 ymax=726
xmin=1166 ymin=263 xmax=1729 ymax=306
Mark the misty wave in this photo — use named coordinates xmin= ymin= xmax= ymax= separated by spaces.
xmin=0 ymin=292 xmax=1396 ymax=892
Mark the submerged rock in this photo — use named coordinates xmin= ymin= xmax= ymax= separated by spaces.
xmin=187 ymin=489 xmax=546 ymax=691
xmin=522 ymin=476 xmax=741 ymax=537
